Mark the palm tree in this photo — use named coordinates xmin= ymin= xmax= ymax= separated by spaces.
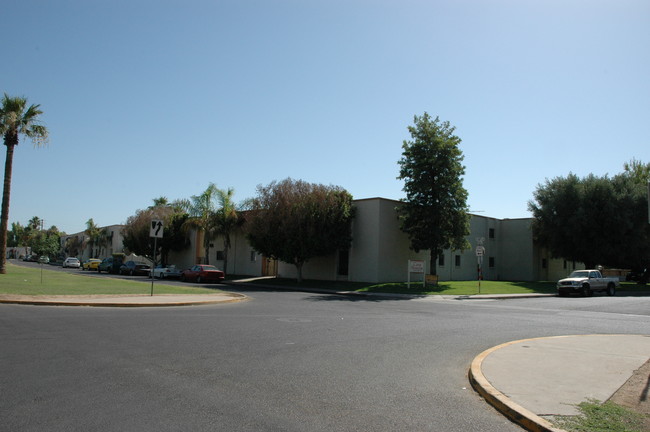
xmin=84 ymin=218 xmax=101 ymax=258
xmin=65 ymin=236 xmax=83 ymax=257
xmin=180 ymin=184 xmax=220 ymax=265
xmin=28 ymin=216 xmax=42 ymax=230
xmin=149 ymin=196 xmax=169 ymax=209
xmin=213 ymin=187 xmax=241 ymax=275
xmin=0 ymin=94 xmax=48 ymax=274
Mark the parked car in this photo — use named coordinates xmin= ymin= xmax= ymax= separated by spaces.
xmin=62 ymin=257 xmax=81 ymax=268
xmin=180 ymin=265 xmax=225 ymax=283
xmin=557 ymin=269 xmax=619 ymax=297
xmin=97 ymin=253 xmax=126 ymax=274
xmin=119 ymin=261 xmax=151 ymax=276
xmin=82 ymin=259 xmax=102 ymax=271
xmin=150 ymin=264 xmax=182 ymax=279
xmin=37 ymin=256 xmax=50 ymax=264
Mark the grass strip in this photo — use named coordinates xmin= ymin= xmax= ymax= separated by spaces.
xmin=0 ymin=263 xmax=222 ymax=295
xmin=246 ymin=277 xmax=558 ymax=295
xmin=246 ymin=277 xmax=650 ymax=296
xmin=553 ymin=399 xmax=647 ymax=432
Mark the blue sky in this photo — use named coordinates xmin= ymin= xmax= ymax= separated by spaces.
xmin=3 ymin=0 xmax=649 ymax=234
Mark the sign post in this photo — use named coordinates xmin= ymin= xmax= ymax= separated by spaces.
xmin=149 ymin=220 xmax=164 ymax=296
xmin=407 ymin=259 xmax=425 ymax=289
xmin=475 ymin=237 xmax=485 ymax=294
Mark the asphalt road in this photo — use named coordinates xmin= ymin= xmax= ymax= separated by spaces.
xmin=2 ymin=277 xmax=649 ymax=431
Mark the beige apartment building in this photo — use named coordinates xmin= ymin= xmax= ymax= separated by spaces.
xmin=180 ymin=197 xmax=575 ymax=283
xmin=60 ymin=225 xmax=125 ymax=262
xmin=61 ymin=197 xmax=576 ymax=282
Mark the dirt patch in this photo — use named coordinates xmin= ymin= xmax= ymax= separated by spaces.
xmin=608 ymin=358 xmax=650 ymax=430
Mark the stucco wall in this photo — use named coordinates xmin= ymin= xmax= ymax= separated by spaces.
xmin=497 ymin=218 xmax=535 ymax=281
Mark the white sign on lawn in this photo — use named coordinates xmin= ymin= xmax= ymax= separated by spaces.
xmin=407 ymin=259 xmax=425 ymax=289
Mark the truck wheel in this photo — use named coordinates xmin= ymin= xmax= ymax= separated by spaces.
xmin=606 ymin=283 xmax=616 ymax=296
xmin=582 ymin=284 xmax=592 ymax=297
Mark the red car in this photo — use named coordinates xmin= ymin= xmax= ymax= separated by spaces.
xmin=180 ymin=265 xmax=225 ymax=283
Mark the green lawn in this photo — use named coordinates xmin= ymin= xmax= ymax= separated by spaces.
xmin=4 ymin=263 xmax=649 ymax=297
xmin=246 ymin=277 xmax=650 ymax=296
xmin=0 ymin=263 xmax=222 ymax=295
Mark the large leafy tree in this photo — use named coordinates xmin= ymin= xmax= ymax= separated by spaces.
xmin=122 ymin=199 xmax=189 ymax=265
xmin=0 ymin=94 xmax=48 ymax=274
xmin=7 ymin=222 xmax=25 ymax=247
xmin=29 ymin=225 xmax=61 ymax=258
xmin=397 ymin=113 xmax=470 ymax=276
xmin=246 ymin=178 xmax=355 ymax=282
xmin=528 ymin=164 xmax=650 ymax=269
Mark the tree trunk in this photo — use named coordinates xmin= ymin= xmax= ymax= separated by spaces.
xmin=429 ymin=252 xmax=437 ymax=276
xmin=295 ymin=261 xmax=304 ymax=283
xmin=0 ymin=143 xmax=16 ymax=274
xmin=222 ymin=245 xmax=229 ymax=276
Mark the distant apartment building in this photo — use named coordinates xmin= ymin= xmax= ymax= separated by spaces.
xmin=60 ymin=225 xmax=125 ymax=262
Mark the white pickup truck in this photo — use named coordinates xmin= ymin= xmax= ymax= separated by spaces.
xmin=557 ymin=270 xmax=619 ymax=297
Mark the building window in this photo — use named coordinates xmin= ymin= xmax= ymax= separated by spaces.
xmin=250 ymin=251 xmax=257 ymax=262
xmin=216 ymin=250 xmax=225 ymax=261
xmin=489 ymin=257 xmax=495 ymax=268
xmin=542 ymin=258 xmax=547 ymax=269
xmin=489 ymin=228 xmax=495 ymax=239
xmin=563 ymin=260 xmax=567 ymax=269
xmin=438 ymin=254 xmax=445 ymax=266
xmin=455 ymin=255 xmax=461 ymax=267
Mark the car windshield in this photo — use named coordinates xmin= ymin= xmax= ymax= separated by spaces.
xmin=202 ymin=266 xmax=219 ymax=271
xmin=569 ymin=270 xmax=590 ymax=278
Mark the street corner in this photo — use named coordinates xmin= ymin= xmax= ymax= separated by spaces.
xmin=469 ymin=337 xmax=565 ymax=432
xmin=469 ymin=335 xmax=650 ymax=432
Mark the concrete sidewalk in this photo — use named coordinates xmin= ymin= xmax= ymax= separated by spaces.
xmin=0 ymin=292 xmax=247 ymax=307
xmin=469 ymin=334 xmax=650 ymax=432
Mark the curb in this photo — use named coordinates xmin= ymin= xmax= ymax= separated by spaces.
xmin=468 ymin=337 xmax=567 ymax=432
xmin=0 ymin=294 xmax=248 ymax=308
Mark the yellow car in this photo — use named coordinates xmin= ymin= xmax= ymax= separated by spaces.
xmin=82 ymin=259 xmax=102 ymax=271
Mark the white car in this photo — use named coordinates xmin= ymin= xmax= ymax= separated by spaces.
xmin=62 ymin=257 xmax=81 ymax=268
xmin=150 ymin=265 xmax=182 ymax=279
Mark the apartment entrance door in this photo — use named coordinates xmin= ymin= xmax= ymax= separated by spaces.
xmin=262 ymin=257 xmax=278 ymax=276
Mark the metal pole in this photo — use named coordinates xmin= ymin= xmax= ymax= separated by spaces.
xmin=150 ymin=236 xmax=157 ymax=296
xmin=477 ymin=255 xmax=482 ymax=294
